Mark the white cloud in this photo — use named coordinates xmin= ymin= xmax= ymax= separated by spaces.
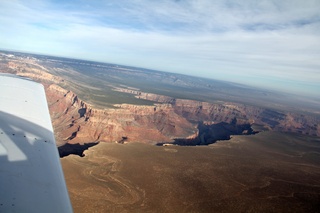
xmin=0 ymin=0 xmax=319 ymax=97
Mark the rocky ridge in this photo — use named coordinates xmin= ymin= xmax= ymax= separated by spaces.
xmin=1 ymin=57 xmax=319 ymax=148
xmin=46 ymin=84 xmax=195 ymax=145
xmin=115 ymin=87 xmax=320 ymax=136
xmin=47 ymin=84 xmax=320 ymax=146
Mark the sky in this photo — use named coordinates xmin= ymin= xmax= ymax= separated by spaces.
xmin=0 ymin=0 xmax=319 ymax=98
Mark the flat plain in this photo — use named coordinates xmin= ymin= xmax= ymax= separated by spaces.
xmin=61 ymin=131 xmax=320 ymax=212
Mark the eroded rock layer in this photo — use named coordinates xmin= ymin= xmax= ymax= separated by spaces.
xmin=45 ymin=83 xmax=320 ymax=147
xmin=1 ymin=56 xmax=319 ymax=147
xmin=46 ymin=85 xmax=195 ymax=145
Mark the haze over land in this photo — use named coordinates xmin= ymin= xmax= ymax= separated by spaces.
xmin=1 ymin=50 xmax=320 ymax=212
xmin=1 ymin=50 xmax=319 ymax=145
xmin=1 ymin=0 xmax=320 ymax=212
xmin=1 ymin=0 xmax=320 ymax=97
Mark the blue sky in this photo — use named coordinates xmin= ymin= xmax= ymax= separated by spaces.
xmin=0 ymin=0 xmax=319 ymax=98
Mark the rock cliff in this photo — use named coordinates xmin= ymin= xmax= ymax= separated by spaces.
xmin=1 ymin=57 xmax=319 ymax=148
xmin=117 ymin=87 xmax=320 ymax=137
xmin=45 ymin=84 xmax=320 ymax=147
xmin=46 ymin=84 xmax=196 ymax=145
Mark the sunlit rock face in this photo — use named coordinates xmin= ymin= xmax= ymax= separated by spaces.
xmin=119 ymin=88 xmax=320 ymax=137
xmin=1 ymin=56 xmax=319 ymax=147
xmin=45 ymin=84 xmax=319 ymax=147
xmin=46 ymin=84 xmax=196 ymax=145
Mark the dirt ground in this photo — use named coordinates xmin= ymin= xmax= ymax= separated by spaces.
xmin=61 ymin=131 xmax=320 ymax=213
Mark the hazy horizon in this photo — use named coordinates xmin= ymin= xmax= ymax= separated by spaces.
xmin=0 ymin=0 xmax=319 ymax=98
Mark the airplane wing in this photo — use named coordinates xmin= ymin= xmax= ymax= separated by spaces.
xmin=0 ymin=74 xmax=73 ymax=212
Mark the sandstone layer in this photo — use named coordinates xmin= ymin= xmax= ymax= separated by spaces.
xmin=1 ymin=55 xmax=319 ymax=147
xmin=47 ymin=84 xmax=320 ymax=146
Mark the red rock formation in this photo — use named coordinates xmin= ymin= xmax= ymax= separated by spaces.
xmin=1 ymin=58 xmax=319 ymax=147
xmin=119 ymin=88 xmax=320 ymax=137
xmin=46 ymin=84 xmax=320 ymax=147
xmin=46 ymin=85 xmax=196 ymax=145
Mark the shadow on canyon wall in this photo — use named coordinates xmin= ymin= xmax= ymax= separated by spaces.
xmin=58 ymin=119 xmax=259 ymax=158
xmin=157 ymin=118 xmax=259 ymax=146
xmin=58 ymin=142 xmax=99 ymax=158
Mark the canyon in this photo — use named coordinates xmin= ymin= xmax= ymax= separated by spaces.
xmin=47 ymin=84 xmax=320 ymax=150
xmin=1 ymin=51 xmax=320 ymax=212
xmin=0 ymin=53 xmax=319 ymax=152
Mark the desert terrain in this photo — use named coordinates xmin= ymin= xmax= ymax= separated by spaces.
xmin=62 ymin=131 xmax=320 ymax=212
xmin=1 ymin=50 xmax=320 ymax=212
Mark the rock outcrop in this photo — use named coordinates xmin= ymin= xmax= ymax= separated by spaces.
xmin=1 ymin=57 xmax=319 ymax=147
xmin=117 ymin=88 xmax=320 ymax=137
xmin=46 ymin=84 xmax=196 ymax=145
xmin=45 ymin=84 xmax=320 ymax=147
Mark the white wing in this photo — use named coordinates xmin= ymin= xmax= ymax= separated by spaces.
xmin=0 ymin=74 xmax=73 ymax=213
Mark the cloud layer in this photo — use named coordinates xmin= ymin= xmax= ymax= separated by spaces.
xmin=1 ymin=0 xmax=319 ymax=97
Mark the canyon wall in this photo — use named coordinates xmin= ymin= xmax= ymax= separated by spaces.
xmin=117 ymin=88 xmax=320 ymax=137
xmin=47 ymin=85 xmax=320 ymax=146
xmin=1 ymin=58 xmax=319 ymax=147
xmin=46 ymin=85 xmax=196 ymax=145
